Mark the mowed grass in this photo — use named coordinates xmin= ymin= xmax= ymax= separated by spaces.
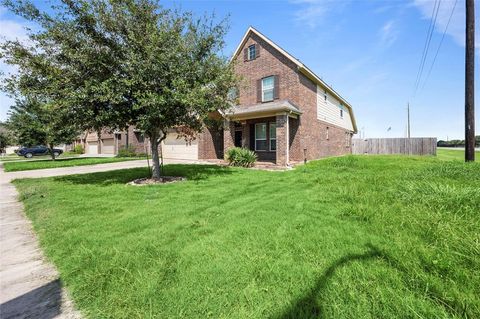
xmin=437 ymin=148 xmax=480 ymax=161
xmin=13 ymin=156 xmax=480 ymax=318
xmin=3 ymin=157 xmax=142 ymax=172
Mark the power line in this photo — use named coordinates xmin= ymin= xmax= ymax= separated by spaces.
xmin=413 ymin=0 xmax=438 ymax=94
xmin=420 ymin=0 xmax=458 ymax=91
xmin=413 ymin=0 xmax=442 ymax=96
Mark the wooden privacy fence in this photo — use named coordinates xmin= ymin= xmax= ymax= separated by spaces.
xmin=352 ymin=138 xmax=437 ymax=156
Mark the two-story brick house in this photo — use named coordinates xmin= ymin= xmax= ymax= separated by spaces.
xmin=82 ymin=27 xmax=356 ymax=165
xmin=222 ymin=27 xmax=357 ymax=165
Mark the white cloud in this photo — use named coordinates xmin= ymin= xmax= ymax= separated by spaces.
xmin=379 ymin=20 xmax=399 ymax=47
xmin=290 ymin=0 xmax=350 ymax=28
xmin=412 ymin=0 xmax=479 ymax=48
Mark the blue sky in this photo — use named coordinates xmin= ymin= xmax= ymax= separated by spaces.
xmin=0 ymin=0 xmax=478 ymax=140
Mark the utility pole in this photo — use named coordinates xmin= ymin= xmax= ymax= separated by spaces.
xmin=407 ymin=102 xmax=411 ymax=138
xmin=465 ymin=0 xmax=475 ymax=162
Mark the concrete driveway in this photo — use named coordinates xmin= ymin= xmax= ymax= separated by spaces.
xmin=0 ymin=157 xmax=206 ymax=318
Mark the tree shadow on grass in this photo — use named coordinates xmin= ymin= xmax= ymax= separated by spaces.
xmin=274 ymin=243 xmax=470 ymax=319
xmin=273 ymin=244 xmax=383 ymax=319
xmin=53 ymin=164 xmax=234 ymax=185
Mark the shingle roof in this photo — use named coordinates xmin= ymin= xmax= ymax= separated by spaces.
xmin=225 ymin=100 xmax=302 ymax=119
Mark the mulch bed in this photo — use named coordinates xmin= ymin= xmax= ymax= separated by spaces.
xmin=128 ymin=176 xmax=186 ymax=186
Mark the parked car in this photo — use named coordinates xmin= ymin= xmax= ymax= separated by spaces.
xmin=16 ymin=145 xmax=63 ymax=158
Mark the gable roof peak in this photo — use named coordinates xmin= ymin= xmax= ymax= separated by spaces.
xmin=232 ymin=26 xmax=357 ymax=133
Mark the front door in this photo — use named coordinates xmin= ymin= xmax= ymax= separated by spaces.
xmin=234 ymin=130 xmax=242 ymax=147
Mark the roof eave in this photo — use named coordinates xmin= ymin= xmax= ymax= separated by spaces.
xmin=231 ymin=26 xmax=358 ymax=133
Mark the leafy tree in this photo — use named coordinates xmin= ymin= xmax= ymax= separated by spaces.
xmin=7 ymin=97 xmax=79 ymax=159
xmin=0 ymin=122 xmax=14 ymax=153
xmin=1 ymin=0 xmax=238 ymax=178
xmin=437 ymin=136 xmax=480 ymax=148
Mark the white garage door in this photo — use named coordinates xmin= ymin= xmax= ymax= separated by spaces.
xmin=87 ymin=141 xmax=98 ymax=154
xmin=162 ymin=133 xmax=198 ymax=160
xmin=101 ymin=138 xmax=115 ymax=154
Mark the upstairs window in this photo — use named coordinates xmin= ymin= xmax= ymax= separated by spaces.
xmin=227 ymin=87 xmax=238 ymax=101
xmin=340 ymin=107 xmax=344 ymax=118
xmin=248 ymin=44 xmax=256 ymax=60
xmin=324 ymin=90 xmax=327 ymax=102
xmin=262 ymin=76 xmax=275 ymax=102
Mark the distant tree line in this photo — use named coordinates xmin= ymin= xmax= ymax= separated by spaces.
xmin=437 ymin=136 xmax=480 ymax=147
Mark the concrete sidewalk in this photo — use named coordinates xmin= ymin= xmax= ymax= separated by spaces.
xmin=0 ymin=169 xmax=82 ymax=318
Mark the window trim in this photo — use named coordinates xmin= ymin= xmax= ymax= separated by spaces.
xmin=326 ymin=127 xmax=329 ymax=140
xmin=261 ymin=76 xmax=275 ymax=102
xmin=269 ymin=123 xmax=277 ymax=151
xmin=248 ymin=44 xmax=256 ymax=60
xmin=255 ymin=123 xmax=267 ymax=151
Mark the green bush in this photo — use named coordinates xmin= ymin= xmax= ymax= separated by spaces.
xmin=117 ymin=145 xmax=138 ymax=157
xmin=73 ymin=144 xmax=84 ymax=154
xmin=225 ymin=147 xmax=257 ymax=167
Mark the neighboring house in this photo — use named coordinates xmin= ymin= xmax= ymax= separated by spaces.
xmin=77 ymin=128 xmax=148 ymax=156
xmin=82 ymin=27 xmax=357 ymax=165
xmin=79 ymin=124 xmax=223 ymax=160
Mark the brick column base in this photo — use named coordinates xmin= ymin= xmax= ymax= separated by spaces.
xmin=223 ymin=120 xmax=235 ymax=158
xmin=276 ymin=114 xmax=289 ymax=166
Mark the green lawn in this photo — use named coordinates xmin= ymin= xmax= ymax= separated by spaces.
xmin=3 ymin=157 xmax=142 ymax=172
xmin=13 ymin=156 xmax=480 ymax=318
xmin=437 ymin=148 xmax=480 ymax=161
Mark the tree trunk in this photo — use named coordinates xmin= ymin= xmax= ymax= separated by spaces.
xmin=150 ymin=134 xmax=161 ymax=179
xmin=148 ymin=129 xmax=168 ymax=179
xmin=49 ymin=143 xmax=56 ymax=160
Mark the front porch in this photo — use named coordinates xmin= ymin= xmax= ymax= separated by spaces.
xmin=223 ymin=100 xmax=301 ymax=166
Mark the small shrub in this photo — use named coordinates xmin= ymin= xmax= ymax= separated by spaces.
xmin=225 ymin=147 xmax=257 ymax=167
xmin=117 ymin=145 xmax=138 ymax=157
xmin=73 ymin=145 xmax=84 ymax=154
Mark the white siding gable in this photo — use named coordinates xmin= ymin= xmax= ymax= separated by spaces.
xmin=316 ymin=85 xmax=354 ymax=131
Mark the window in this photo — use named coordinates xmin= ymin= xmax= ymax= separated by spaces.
xmin=248 ymin=44 xmax=256 ymax=60
xmin=340 ymin=107 xmax=344 ymax=118
xmin=326 ymin=127 xmax=329 ymax=140
xmin=345 ymin=132 xmax=350 ymax=147
xmin=262 ymin=76 xmax=275 ymax=102
xmin=324 ymin=90 xmax=327 ymax=102
xmin=255 ymin=123 xmax=267 ymax=151
xmin=269 ymin=123 xmax=277 ymax=151
xmin=227 ymin=87 xmax=238 ymax=101
xmin=135 ymin=132 xmax=144 ymax=143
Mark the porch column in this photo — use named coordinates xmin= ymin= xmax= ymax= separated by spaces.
xmin=223 ymin=119 xmax=235 ymax=156
xmin=276 ymin=114 xmax=289 ymax=166
xmin=242 ymin=122 xmax=250 ymax=149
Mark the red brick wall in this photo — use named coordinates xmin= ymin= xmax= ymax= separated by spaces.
xmin=198 ymin=126 xmax=224 ymax=159
xmin=234 ymin=33 xmax=300 ymax=106
xmin=116 ymin=127 xmax=148 ymax=154
xmin=233 ymin=31 xmax=353 ymax=163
